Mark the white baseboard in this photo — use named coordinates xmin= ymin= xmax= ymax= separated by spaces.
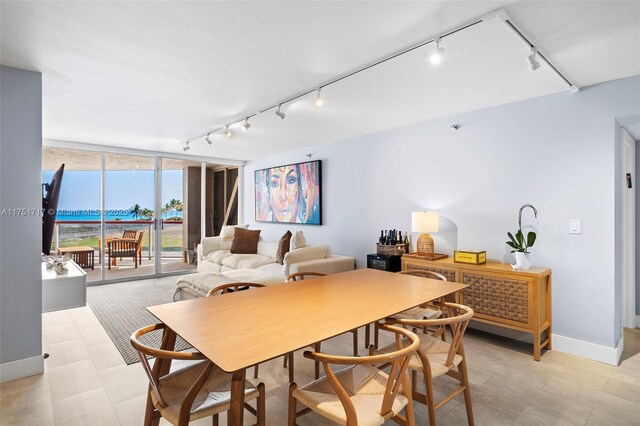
xmin=0 ymin=355 xmax=44 ymax=383
xmin=552 ymin=334 xmax=623 ymax=366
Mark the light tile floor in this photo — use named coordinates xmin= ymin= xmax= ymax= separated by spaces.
xmin=1 ymin=306 xmax=639 ymax=425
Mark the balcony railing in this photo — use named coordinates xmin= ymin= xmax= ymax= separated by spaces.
xmin=53 ymin=220 xmax=185 ymax=258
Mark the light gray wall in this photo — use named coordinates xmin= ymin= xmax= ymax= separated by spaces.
xmin=0 ymin=66 xmax=43 ymax=365
xmin=637 ymin=133 xmax=640 ymax=316
xmin=243 ymin=75 xmax=640 ymax=349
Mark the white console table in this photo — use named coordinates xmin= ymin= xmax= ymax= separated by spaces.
xmin=42 ymin=260 xmax=87 ymax=313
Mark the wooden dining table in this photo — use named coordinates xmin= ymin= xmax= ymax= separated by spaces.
xmin=147 ymin=268 xmax=467 ymax=425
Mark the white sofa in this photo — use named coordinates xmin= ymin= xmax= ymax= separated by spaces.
xmin=173 ymin=234 xmax=355 ymax=300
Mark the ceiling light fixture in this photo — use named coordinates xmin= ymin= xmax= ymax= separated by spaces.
xmin=205 ymin=132 xmax=213 ymax=145
xmin=182 ymin=7 xmax=579 ymax=150
xmin=314 ymin=88 xmax=324 ymax=107
xmin=241 ymin=118 xmax=251 ymax=131
xmin=225 ymin=125 xmax=233 ymax=139
xmin=429 ymin=37 xmax=445 ymax=65
xmin=182 ymin=141 xmax=190 ymax=151
xmin=526 ymin=46 xmax=540 ymax=72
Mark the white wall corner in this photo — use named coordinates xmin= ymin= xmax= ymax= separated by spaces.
xmin=552 ymin=334 xmax=623 ymax=366
xmin=636 ymin=315 xmax=640 ymax=328
xmin=0 ymin=355 xmax=44 ymax=383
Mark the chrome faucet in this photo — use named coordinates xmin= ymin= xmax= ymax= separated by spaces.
xmin=518 ymin=204 xmax=538 ymax=230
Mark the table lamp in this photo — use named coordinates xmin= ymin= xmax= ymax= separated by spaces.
xmin=411 ymin=211 xmax=439 ymax=256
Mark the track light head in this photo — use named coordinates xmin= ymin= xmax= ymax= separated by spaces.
xmin=225 ymin=125 xmax=233 ymax=139
xmin=430 ymin=37 xmax=445 ymax=65
xmin=275 ymin=105 xmax=286 ymax=119
xmin=182 ymin=141 xmax=190 ymax=151
xmin=241 ymin=118 xmax=251 ymax=131
xmin=527 ymin=47 xmax=540 ymax=72
xmin=205 ymin=133 xmax=213 ymax=145
xmin=314 ymin=88 xmax=324 ymax=107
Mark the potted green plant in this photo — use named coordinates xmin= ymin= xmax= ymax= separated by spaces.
xmin=506 ymin=204 xmax=538 ymax=270
xmin=506 ymin=230 xmax=536 ymax=269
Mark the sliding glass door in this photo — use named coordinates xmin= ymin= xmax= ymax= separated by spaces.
xmin=42 ymin=148 xmax=103 ymax=283
xmin=158 ymin=158 xmax=198 ymax=274
xmin=43 ymin=146 xmax=239 ymax=283
xmin=104 ymin=154 xmax=156 ymax=280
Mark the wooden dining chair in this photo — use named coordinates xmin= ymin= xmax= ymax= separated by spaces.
xmin=206 ymin=282 xmax=283 ymax=380
xmin=130 ymin=323 xmax=265 ymax=426
xmin=288 ymin=324 xmax=419 ymax=426
xmin=369 ymin=269 xmax=448 ymax=349
xmin=375 ymin=303 xmax=475 ymax=426
xmin=206 ymin=282 xmax=264 ymax=297
xmin=285 ymin=272 xmax=359 ymax=382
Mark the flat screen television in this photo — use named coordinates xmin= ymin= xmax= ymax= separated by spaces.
xmin=42 ymin=164 xmax=64 ymax=255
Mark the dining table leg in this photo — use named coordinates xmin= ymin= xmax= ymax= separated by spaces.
xmin=228 ymin=368 xmax=246 ymax=426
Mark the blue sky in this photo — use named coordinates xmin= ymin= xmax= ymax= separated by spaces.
xmin=42 ymin=170 xmax=183 ymax=211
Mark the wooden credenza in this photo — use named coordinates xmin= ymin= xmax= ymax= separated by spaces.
xmin=402 ymin=256 xmax=552 ymax=361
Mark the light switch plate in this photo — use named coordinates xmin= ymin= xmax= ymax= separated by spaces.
xmin=569 ymin=219 xmax=581 ymax=234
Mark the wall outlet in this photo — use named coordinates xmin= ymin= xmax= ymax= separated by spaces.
xmin=569 ymin=219 xmax=581 ymax=234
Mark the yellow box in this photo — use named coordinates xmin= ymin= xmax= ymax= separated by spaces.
xmin=454 ymin=250 xmax=486 ymax=265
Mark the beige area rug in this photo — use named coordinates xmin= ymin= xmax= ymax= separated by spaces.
xmin=87 ymin=275 xmax=191 ymax=364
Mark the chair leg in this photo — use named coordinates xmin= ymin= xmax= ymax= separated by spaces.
xmin=314 ymin=342 xmax=321 ymax=380
xmin=256 ymin=382 xmax=266 ymax=426
xmin=288 ymin=352 xmax=295 ymax=383
xmin=365 ymin=323 xmax=370 ymax=348
xmin=459 ymin=359 xmax=475 ymax=425
xmin=288 ymin=383 xmax=298 ymax=426
xmin=283 ymin=353 xmax=288 ymax=368
xmin=402 ymin=370 xmax=416 ymax=426
xmin=143 ymin=391 xmax=155 ymax=426
xmin=212 ymin=413 xmax=219 ymax=426
xmin=352 ymin=328 xmax=358 ymax=356
xmin=253 ymin=363 xmax=259 ymax=379
xmin=374 ymin=321 xmax=380 ymax=349
xmin=424 ymin=372 xmax=437 ymax=426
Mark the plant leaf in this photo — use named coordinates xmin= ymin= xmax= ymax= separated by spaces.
xmin=507 ymin=232 xmax=518 ymax=245
xmin=527 ymin=232 xmax=536 ymax=247
xmin=506 ymin=241 xmax=518 ymax=249
xmin=516 ymin=230 xmax=525 ymax=246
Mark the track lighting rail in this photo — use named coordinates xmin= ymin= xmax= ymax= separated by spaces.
xmin=183 ymin=7 xmax=579 ymax=149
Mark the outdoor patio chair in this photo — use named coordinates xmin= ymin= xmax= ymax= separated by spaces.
xmin=98 ymin=230 xmax=138 ymax=264
xmin=107 ymin=231 xmax=145 ymax=269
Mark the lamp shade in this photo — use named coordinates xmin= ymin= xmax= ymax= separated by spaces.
xmin=411 ymin=212 xmax=439 ymax=233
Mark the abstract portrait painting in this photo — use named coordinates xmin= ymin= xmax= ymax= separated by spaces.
xmin=255 ymin=160 xmax=321 ymax=225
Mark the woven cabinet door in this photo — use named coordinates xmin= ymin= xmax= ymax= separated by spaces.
xmin=461 ymin=271 xmax=532 ymax=326
xmin=404 ymin=263 xmax=456 ymax=282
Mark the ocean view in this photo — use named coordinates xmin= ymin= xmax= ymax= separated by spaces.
xmin=54 ymin=210 xmax=182 ymax=222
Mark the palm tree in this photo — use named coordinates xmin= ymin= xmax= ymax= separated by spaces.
xmin=129 ymin=203 xmax=142 ymax=220
xmin=170 ymin=198 xmax=180 ymax=218
xmin=141 ymin=208 xmax=154 ymax=220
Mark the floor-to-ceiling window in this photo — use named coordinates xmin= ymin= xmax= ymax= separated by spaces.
xmin=42 ymin=148 xmax=102 ymax=282
xmin=42 ymin=147 xmax=236 ymax=283
xmin=160 ymin=158 xmax=198 ymax=274
xmin=104 ymin=153 xmax=156 ymax=280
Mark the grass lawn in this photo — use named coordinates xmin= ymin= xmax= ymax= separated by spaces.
xmin=57 ymin=225 xmax=184 ymax=251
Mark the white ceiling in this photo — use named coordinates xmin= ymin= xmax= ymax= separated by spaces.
xmin=2 ymin=1 xmax=639 ymax=160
